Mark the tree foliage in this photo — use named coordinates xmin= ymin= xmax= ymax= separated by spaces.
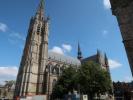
xmin=78 ymin=61 xmax=112 ymax=99
xmin=52 ymin=61 xmax=112 ymax=99
xmin=52 ymin=66 xmax=77 ymax=98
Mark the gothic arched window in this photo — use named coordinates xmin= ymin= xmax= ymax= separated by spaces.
xmin=52 ymin=67 xmax=57 ymax=75
xmin=45 ymin=64 xmax=51 ymax=73
xmin=52 ymin=66 xmax=59 ymax=75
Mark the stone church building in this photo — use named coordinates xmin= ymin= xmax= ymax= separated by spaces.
xmin=14 ymin=0 xmax=110 ymax=98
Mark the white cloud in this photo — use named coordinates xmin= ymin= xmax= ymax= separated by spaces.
xmin=50 ymin=46 xmax=64 ymax=55
xmin=0 ymin=66 xmax=18 ymax=84
xmin=0 ymin=22 xmax=25 ymax=43
xmin=103 ymin=0 xmax=111 ymax=9
xmin=8 ymin=38 xmax=18 ymax=45
xmin=9 ymin=32 xmax=25 ymax=41
xmin=109 ymin=59 xmax=122 ymax=69
xmin=62 ymin=44 xmax=72 ymax=52
xmin=0 ymin=66 xmax=18 ymax=76
xmin=0 ymin=23 xmax=8 ymax=32
xmin=50 ymin=44 xmax=72 ymax=55
xmin=124 ymin=76 xmax=133 ymax=82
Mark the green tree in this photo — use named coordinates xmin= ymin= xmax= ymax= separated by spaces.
xmin=52 ymin=66 xmax=77 ymax=99
xmin=52 ymin=61 xmax=112 ymax=99
xmin=78 ymin=61 xmax=112 ymax=99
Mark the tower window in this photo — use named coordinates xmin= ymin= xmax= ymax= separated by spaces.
xmin=41 ymin=28 xmax=43 ymax=34
xmin=37 ymin=27 xmax=40 ymax=33
xmin=37 ymin=25 xmax=41 ymax=35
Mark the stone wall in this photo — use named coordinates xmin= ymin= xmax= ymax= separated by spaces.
xmin=110 ymin=0 xmax=133 ymax=75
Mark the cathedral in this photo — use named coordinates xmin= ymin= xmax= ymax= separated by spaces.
xmin=14 ymin=0 xmax=110 ymax=98
xmin=110 ymin=0 xmax=133 ymax=76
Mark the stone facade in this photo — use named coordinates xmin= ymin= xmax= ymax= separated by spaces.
xmin=14 ymin=0 xmax=80 ymax=98
xmin=44 ymin=52 xmax=80 ymax=96
xmin=14 ymin=0 xmax=49 ymax=97
xmin=14 ymin=0 xmax=111 ymax=98
xmin=110 ymin=0 xmax=133 ymax=76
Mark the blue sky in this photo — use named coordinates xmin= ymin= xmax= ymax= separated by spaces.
xmin=0 ymin=0 xmax=132 ymax=84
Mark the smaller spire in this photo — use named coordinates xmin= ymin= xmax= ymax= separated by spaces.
xmin=97 ymin=49 xmax=101 ymax=63
xmin=77 ymin=42 xmax=83 ymax=60
xmin=104 ymin=53 xmax=109 ymax=67
xmin=104 ymin=53 xmax=111 ymax=74
xmin=97 ymin=49 xmax=100 ymax=56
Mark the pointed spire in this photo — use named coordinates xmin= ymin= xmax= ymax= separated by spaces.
xmin=35 ymin=0 xmax=45 ymax=20
xmin=77 ymin=42 xmax=83 ymax=60
xmin=78 ymin=42 xmax=81 ymax=53
xmin=97 ymin=49 xmax=100 ymax=56
xmin=97 ymin=49 xmax=101 ymax=63
xmin=104 ymin=53 xmax=111 ymax=74
xmin=104 ymin=53 xmax=109 ymax=67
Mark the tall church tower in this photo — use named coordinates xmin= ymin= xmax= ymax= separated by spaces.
xmin=14 ymin=0 xmax=49 ymax=97
xmin=110 ymin=0 xmax=133 ymax=76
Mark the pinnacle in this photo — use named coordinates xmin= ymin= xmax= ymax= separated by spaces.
xmin=40 ymin=0 xmax=44 ymax=9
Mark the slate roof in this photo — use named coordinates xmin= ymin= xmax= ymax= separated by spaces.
xmin=82 ymin=54 xmax=98 ymax=63
xmin=48 ymin=52 xmax=81 ymax=66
